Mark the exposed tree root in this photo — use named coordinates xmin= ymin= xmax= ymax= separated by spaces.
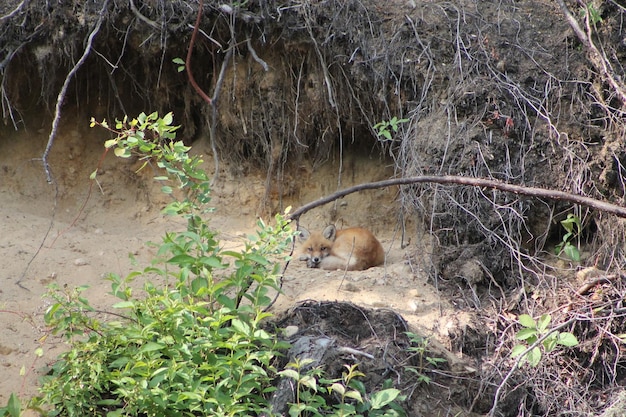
xmin=42 ymin=0 xmax=109 ymax=183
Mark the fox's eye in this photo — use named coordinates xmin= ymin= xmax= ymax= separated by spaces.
xmin=307 ymin=247 xmax=312 ymax=252
xmin=320 ymin=246 xmax=327 ymax=251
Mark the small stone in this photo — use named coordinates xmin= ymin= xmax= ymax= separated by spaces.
xmin=283 ymin=326 xmax=299 ymax=338
xmin=74 ymin=258 xmax=89 ymax=266
xmin=371 ymin=300 xmax=391 ymax=308
xmin=373 ymin=277 xmax=388 ymax=286
xmin=342 ymin=283 xmax=360 ymax=292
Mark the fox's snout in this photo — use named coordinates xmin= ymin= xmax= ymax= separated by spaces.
xmin=307 ymin=255 xmax=322 ymax=268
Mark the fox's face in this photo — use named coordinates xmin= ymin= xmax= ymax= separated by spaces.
xmin=297 ymin=226 xmax=337 ymax=268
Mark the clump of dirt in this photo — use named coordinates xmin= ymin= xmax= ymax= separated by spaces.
xmin=268 ymin=301 xmax=458 ymax=416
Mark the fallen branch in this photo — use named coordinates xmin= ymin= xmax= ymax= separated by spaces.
xmin=288 ymin=175 xmax=626 ymax=220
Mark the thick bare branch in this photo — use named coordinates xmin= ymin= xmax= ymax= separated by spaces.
xmin=289 ymin=175 xmax=626 ymax=220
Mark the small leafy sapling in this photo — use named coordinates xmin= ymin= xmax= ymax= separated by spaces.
xmin=511 ymin=314 xmax=578 ymax=367
xmin=555 ymin=213 xmax=582 ymax=262
xmin=404 ymin=332 xmax=447 ymax=385
xmin=373 ymin=116 xmax=408 ymax=141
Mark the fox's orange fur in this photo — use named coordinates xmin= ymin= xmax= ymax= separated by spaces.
xmin=298 ymin=225 xmax=385 ymax=271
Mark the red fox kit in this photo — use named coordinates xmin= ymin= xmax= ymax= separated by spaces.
xmin=297 ymin=225 xmax=385 ymax=271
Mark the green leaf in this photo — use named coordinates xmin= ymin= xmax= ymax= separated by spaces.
xmin=288 ymin=403 xmax=310 ymax=417
xmin=526 ymin=346 xmax=542 ymax=367
xmin=300 ymin=375 xmax=318 ymax=391
xmin=230 ymin=318 xmax=251 ymax=335
xmin=344 ymin=389 xmax=364 ymax=403
xmin=139 ymin=342 xmax=165 ymax=353
xmin=104 ymin=138 xmax=118 ymax=148
xmin=278 ymin=369 xmax=299 ymax=380
xmin=515 ymin=328 xmax=537 ymax=341
xmin=511 ymin=344 xmax=527 ymax=358
xmin=557 ymin=332 xmax=579 ymax=347
xmin=6 ymin=393 xmax=21 ymax=417
xmin=200 ymin=256 xmax=226 ymax=268
xmin=563 ymin=244 xmax=580 ymax=261
xmin=167 ymin=254 xmax=196 ymax=265
xmin=563 ymin=214 xmax=582 ymax=233
xmin=370 ymin=388 xmax=401 ymax=409
xmin=555 ymin=242 xmax=564 ymax=255
xmin=112 ymin=301 xmax=135 ymax=309
xmin=114 ymin=147 xmax=130 ymax=158
xmin=330 ymin=383 xmax=345 ymax=396
xmin=426 ymin=356 xmax=447 ymax=366
xmin=191 ymin=276 xmax=208 ymax=294
xmin=537 ymin=314 xmax=552 ymax=333
xmin=561 ymin=218 xmax=574 ymax=234
xmin=543 ymin=334 xmax=558 ymax=352
xmin=518 ymin=314 xmax=536 ymax=328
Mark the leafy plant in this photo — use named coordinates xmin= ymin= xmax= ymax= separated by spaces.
xmin=511 ymin=314 xmax=578 ymax=367
xmin=403 ymin=332 xmax=447 ymax=385
xmin=580 ymin=3 xmax=603 ymax=26
xmin=373 ymin=116 xmax=408 ymax=141
xmin=27 ymin=112 xmax=297 ymax=416
xmin=554 ymin=213 xmax=582 ymax=261
xmin=172 ymin=57 xmax=186 ymax=72
xmin=279 ymin=361 xmax=406 ymax=417
xmin=0 ymin=394 xmax=22 ymax=417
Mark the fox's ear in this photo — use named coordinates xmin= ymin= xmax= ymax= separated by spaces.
xmin=322 ymin=225 xmax=337 ymax=241
xmin=297 ymin=227 xmax=310 ymax=241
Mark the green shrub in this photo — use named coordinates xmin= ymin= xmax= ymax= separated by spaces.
xmin=1 ymin=112 xmax=407 ymax=417
xmin=511 ymin=314 xmax=578 ymax=367
xmin=32 ymin=112 xmax=295 ymax=416
xmin=279 ymin=361 xmax=406 ymax=417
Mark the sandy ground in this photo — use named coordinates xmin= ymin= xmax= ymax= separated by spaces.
xmin=0 ymin=125 xmax=471 ymax=407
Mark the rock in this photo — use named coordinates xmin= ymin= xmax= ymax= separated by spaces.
xmin=73 ymin=258 xmax=89 ymax=266
xmin=283 ymin=326 xmax=299 ymax=338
